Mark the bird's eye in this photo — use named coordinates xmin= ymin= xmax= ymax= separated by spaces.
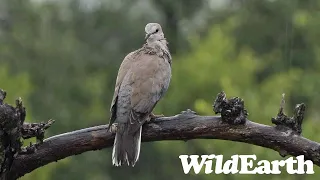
xmin=155 ymin=29 xmax=159 ymax=33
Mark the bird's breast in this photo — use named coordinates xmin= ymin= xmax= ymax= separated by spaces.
xmin=156 ymin=57 xmax=171 ymax=98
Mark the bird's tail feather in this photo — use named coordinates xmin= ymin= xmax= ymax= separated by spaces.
xmin=112 ymin=126 xmax=142 ymax=167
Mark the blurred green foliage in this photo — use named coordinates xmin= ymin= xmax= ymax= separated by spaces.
xmin=0 ymin=0 xmax=320 ymax=179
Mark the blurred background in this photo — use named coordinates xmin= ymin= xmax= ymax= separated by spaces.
xmin=0 ymin=0 xmax=320 ymax=179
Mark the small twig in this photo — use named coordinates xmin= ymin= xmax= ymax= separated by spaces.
xmin=21 ymin=119 xmax=55 ymax=142
xmin=271 ymin=93 xmax=306 ymax=135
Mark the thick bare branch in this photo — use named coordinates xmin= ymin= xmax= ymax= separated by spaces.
xmin=8 ymin=112 xmax=320 ymax=179
xmin=1 ymin=91 xmax=319 ymax=179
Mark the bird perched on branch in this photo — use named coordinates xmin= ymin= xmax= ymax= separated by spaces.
xmin=108 ymin=23 xmax=172 ymax=167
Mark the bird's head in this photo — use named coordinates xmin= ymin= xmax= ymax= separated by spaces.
xmin=145 ymin=23 xmax=165 ymax=43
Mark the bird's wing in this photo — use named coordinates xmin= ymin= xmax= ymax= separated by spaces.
xmin=108 ymin=51 xmax=137 ymax=129
xmin=129 ymin=52 xmax=171 ymax=127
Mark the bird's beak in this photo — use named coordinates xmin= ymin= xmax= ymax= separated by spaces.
xmin=145 ymin=33 xmax=150 ymax=40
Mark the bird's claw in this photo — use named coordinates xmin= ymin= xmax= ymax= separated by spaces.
xmin=148 ymin=113 xmax=164 ymax=122
xmin=109 ymin=123 xmax=118 ymax=133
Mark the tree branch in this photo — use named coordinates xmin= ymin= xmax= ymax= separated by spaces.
xmin=9 ymin=111 xmax=320 ymax=179
xmin=0 ymin=89 xmax=54 ymax=180
xmin=2 ymin=91 xmax=320 ymax=179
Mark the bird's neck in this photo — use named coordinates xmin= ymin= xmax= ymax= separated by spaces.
xmin=146 ymin=39 xmax=169 ymax=52
xmin=145 ymin=40 xmax=171 ymax=65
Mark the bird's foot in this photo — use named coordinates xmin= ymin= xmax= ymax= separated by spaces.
xmin=148 ymin=113 xmax=164 ymax=122
xmin=109 ymin=123 xmax=118 ymax=133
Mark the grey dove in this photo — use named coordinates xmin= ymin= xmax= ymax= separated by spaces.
xmin=108 ymin=23 xmax=172 ymax=167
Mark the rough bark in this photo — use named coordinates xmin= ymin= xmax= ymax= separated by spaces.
xmin=0 ymin=89 xmax=54 ymax=180
xmin=1 ymin=90 xmax=319 ymax=179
